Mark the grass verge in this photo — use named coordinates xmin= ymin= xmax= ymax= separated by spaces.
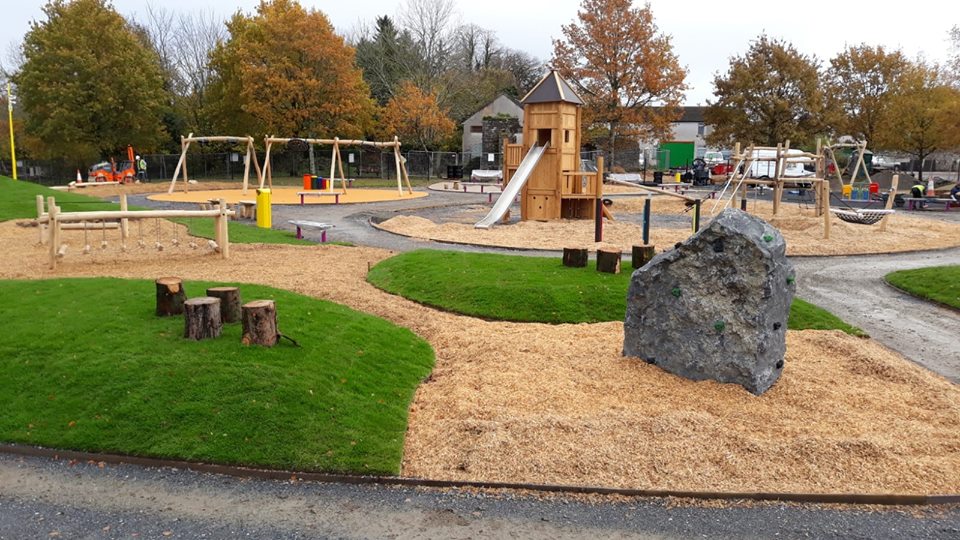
xmin=0 ymin=277 xmax=434 ymax=474
xmin=368 ymin=249 xmax=866 ymax=335
xmin=885 ymin=265 xmax=960 ymax=311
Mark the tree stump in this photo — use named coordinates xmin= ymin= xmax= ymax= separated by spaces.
xmin=183 ymin=297 xmax=222 ymax=340
xmin=562 ymin=247 xmax=588 ymax=268
xmin=206 ymin=286 xmax=241 ymax=323
xmin=241 ymin=300 xmax=278 ymax=347
xmin=632 ymin=244 xmax=656 ymax=269
xmin=155 ymin=277 xmax=186 ymax=316
xmin=597 ymin=248 xmax=622 ymax=274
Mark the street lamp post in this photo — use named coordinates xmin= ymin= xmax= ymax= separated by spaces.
xmin=6 ymin=83 xmax=16 ymax=180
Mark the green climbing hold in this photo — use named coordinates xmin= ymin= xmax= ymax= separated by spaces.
xmin=786 ymin=276 xmax=795 ymax=285
xmin=763 ymin=234 xmax=774 ymax=242
xmin=714 ymin=320 xmax=726 ymax=333
xmin=671 ymin=287 xmax=681 ymax=298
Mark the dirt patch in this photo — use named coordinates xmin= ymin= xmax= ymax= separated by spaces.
xmin=377 ymin=195 xmax=960 ymax=256
xmin=2 ymin=221 xmax=959 ymax=495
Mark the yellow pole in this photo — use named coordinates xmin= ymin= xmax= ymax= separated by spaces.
xmin=6 ymin=83 xmax=16 ymax=180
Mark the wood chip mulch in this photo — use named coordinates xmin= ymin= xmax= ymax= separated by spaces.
xmin=2 ymin=219 xmax=959 ymax=495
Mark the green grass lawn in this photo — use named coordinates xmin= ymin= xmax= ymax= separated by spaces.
xmin=368 ymin=250 xmax=866 ymax=335
xmin=885 ymin=265 xmax=960 ymax=310
xmin=0 ymin=278 xmax=434 ymax=474
xmin=0 ymin=176 xmax=312 ymax=245
xmin=0 ymin=176 xmax=118 ymax=218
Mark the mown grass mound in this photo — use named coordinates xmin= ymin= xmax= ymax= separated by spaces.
xmin=368 ymin=249 xmax=865 ymax=334
xmin=0 ymin=278 xmax=434 ymax=474
xmin=885 ymin=265 xmax=960 ymax=311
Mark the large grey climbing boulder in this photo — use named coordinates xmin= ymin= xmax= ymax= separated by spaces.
xmin=622 ymin=208 xmax=795 ymax=395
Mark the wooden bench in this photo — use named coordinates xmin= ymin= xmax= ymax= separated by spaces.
xmin=288 ymin=220 xmax=334 ymax=242
xmin=904 ymin=197 xmax=959 ymax=211
xmin=297 ymin=191 xmax=340 ymax=205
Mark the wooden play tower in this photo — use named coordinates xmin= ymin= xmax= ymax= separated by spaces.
xmin=502 ymin=70 xmax=603 ymax=221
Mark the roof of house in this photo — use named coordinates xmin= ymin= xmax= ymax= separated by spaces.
xmin=521 ymin=70 xmax=583 ymax=105
xmin=462 ymin=94 xmax=524 ymax=126
xmin=677 ymin=106 xmax=706 ymax=123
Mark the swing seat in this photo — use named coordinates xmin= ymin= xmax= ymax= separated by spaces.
xmin=829 ymin=208 xmax=894 ymax=225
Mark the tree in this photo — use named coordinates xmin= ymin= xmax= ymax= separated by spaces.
xmin=552 ymin=0 xmax=687 ymax=163
xmin=398 ymin=0 xmax=458 ymax=83
xmin=378 ymin=80 xmax=454 ymax=150
xmin=206 ymin=0 xmax=374 ymax=138
xmin=824 ymin=45 xmax=918 ymax=148
xmin=884 ymin=63 xmax=960 ymax=181
xmin=141 ymin=3 xmax=225 ymax=136
xmin=705 ymin=35 xmax=824 ymax=148
xmin=13 ymin=0 xmax=167 ymax=162
xmin=355 ymin=15 xmax=421 ymax=106
xmin=948 ymin=26 xmax=960 ymax=87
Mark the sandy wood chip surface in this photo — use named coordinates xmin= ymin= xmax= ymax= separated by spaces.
xmin=3 ymin=220 xmax=959 ymax=495
xmin=377 ymin=194 xmax=960 ymax=256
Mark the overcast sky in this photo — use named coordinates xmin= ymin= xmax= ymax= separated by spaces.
xmin=4 ymin=0 xmax=956 ymax=104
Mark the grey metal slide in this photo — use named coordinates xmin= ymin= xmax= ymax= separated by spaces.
xmin=474 ymin=142 xmax=549 ymax=229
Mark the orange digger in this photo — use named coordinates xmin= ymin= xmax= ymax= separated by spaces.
xmin=86 ymin=145 xmax=137 ymax=183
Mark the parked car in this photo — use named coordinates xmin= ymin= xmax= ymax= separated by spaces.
xmin=703 ymin=150 xmax=724 ymax=166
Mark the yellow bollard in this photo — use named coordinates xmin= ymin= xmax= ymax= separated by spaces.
xmin=675 ymin=172 xmax=681 ymax=183
xmin=256 ymin=188 xmax=272 ymax=228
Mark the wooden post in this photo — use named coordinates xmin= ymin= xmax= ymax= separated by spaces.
xmin=241 ymin=140 xmax=251 ymax=196
xmin=261 ymin=138 xmax=273 ymax=190
xmin=182 ymin=135 xmax=190 ymax=193
xmin=216 ymin=199 xmax=229 ymax=259
xmin=329 ymin=138 xmax=338 ymax=186
xmin=48 ymin=197 xmax=59 ymax=269
xmin=250 ymin=139 xmax=263 ymax=189
xmin=335 ymin=142 xmax=349 ymax=193
xmin=156 ymin=277 xmax=187 ymax=316
xmin=36 ymin=195 xmax=46 ymax=245
xmin=879 ymin=174 xmax=899 ymax=232
xmin=562 ymin=247 xmax=588 ymax=267
xmin=206 ymin=287 xmax=241 ymax=323
xmin=632 ymin=244 xmax=655 ymax=268
xmin=167 ymin=135 xmax=189 ymax=194
xmin=393 ymin=136 xmax=403 ymax=196
xmin=119 ymin=194 xmax=129 ymax=241
xmin=597 ymin=248 xmax=622 ymax=274
xmin=184 ymin=297 xmax=223 ymax=340
xmin=241 ymin=300 xmax=279 ymax=347
xmin=823 ymin=177 xmax=832 ymax=240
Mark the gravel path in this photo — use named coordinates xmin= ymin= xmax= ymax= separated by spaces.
xmin=3 ymin=454 xmax=958 ymax=539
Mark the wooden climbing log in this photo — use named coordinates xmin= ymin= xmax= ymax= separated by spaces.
xmin=206 ymin=286 xmax=241 ymax=323
xmin=562 ymin=247 xmax=588 ymax=268
xmin=156 ymin=277 xmax=187 ymax=316
xmin=597 ymin=248 xmax=622 ymax=274
xmin=241 ymin=300 xmax=278 ymax=347
xmin=632 ymin=244 xmax=656 ymax=269
xmin=184 ymin=297 xmax=223 ymax=340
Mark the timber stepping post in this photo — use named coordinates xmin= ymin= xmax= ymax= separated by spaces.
xmin=184 ymin=297 xmax=223 ymax=340
xmin=156 ymin=277 xmax=187 ymax=316
xmin=597 ymin=248 xmax=622 ymax=274
xmin=632 ymin=244 xmax=656 ymax=269
xmin=241 ymin=300 xmax=279 ymax=347
xmin=562 ymin=247 xmax=588 ymax=268
xmin=206 ymin=286 xmax=241 ymax=323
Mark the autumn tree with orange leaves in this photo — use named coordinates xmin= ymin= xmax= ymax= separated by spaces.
xmin=552 ymin=0 xmax=686 ymax=163
xmin=379 ymin=81 xmax=455 ymax=150
xmin=206 ymin=0 xmax=374 ymax=138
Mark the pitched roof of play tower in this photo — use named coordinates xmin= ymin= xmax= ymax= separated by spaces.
xmin=520 ymin=70 xmax=584 ymax=105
